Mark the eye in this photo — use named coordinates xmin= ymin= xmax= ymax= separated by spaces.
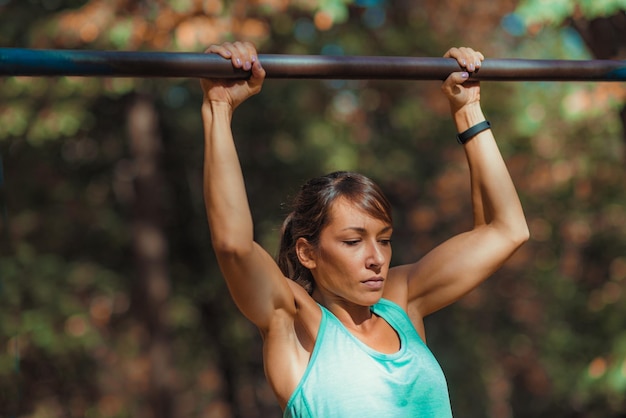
xmin=379 ymin=239 xmax=392 ymax=246
xmin=343 ymin=240 xmax=361 ymax=246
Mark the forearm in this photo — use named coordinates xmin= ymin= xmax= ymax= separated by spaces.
xmin=202 ymin=100 xmax=254 ymax=250
xmin=454 ymin=104 xmax=527 ymax=238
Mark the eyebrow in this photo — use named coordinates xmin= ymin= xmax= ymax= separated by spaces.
xmin=340 ymin=226 xmax=393 ymax=234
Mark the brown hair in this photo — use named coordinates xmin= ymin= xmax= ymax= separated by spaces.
xmin=277 ymin=171 xmax=392 ymax=294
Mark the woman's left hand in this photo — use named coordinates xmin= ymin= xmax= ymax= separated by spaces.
xmin=441 ymin=47 xmax=485 ymax=113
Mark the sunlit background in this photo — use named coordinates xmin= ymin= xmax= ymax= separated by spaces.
xmin=1 ymin=0 xmax=626 ymax=417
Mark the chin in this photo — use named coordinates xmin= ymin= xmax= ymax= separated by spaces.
xmin=359 ymin=292 xmax=384 ymax=307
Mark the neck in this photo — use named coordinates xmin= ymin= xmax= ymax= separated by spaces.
xmin=312 ymin=289 xmax=378 ymax=328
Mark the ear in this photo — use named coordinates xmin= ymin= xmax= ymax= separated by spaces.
xmin=295 ymin=237 xmax=316 ymax=269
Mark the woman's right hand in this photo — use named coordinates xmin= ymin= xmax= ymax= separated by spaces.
xmin=200 ymin=41 xmax=265 ymax=110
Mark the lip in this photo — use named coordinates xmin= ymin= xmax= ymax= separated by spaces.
xmin=361 ymin=277 xmax=384 ymax=291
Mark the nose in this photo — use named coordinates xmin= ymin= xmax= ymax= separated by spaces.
xmin=366 ymin=241 xmax=385 ymax=270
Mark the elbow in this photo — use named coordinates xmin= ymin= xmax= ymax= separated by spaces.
xmin=488 ymin=216 xmax=529 ymax=251
xmin=514 ymin=225 xmax=530 ymax=248
xmin=507 ymin=219 xmax=530 ymax=250
xmin=211 ymin=235 xmax=255 ymax=260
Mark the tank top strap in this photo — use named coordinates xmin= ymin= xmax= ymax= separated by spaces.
xmin=371 ymin=298 xmax=424 ymax=345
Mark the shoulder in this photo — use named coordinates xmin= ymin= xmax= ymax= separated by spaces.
xmin=382 ymin=266 xmax=410 ymax=310
xmin=383 ymin=267 xmax=427 ymax=340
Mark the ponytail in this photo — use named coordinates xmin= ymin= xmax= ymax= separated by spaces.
xmin=278 ymin=212 xmax=315 ymax=294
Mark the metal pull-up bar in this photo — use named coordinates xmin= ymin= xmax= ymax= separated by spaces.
xmin=1 ymin=48 xmax=625 ymax=81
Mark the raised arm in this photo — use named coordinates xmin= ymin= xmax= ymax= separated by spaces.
xmin=395 ymin=47 xmax=529 ymax=317
xmin=202 ymin=42 xmax=295 ymax=331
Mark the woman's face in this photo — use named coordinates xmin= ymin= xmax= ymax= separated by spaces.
xmin=306 ymin=197 xmax=393 ymax=307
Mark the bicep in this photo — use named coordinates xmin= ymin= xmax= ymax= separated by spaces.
xmin=215 ymin=242 xmax=296 ymax=331
xmin=399 ymin=225 xmax=523 ymax=317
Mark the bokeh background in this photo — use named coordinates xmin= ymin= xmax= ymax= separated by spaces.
xmin=1 ymin=0 xmax=626 ymax=417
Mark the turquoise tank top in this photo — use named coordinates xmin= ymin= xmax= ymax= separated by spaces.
xmin=284 ymin=298 xmax=453 ymax=418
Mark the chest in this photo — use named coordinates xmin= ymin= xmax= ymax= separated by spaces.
xmin=346 ymin=315 xmax=401 ymax=354
xmin=285 ymin=319 xmax=452 ymax=417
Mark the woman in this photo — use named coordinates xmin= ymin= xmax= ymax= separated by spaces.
xmin=201 ymin=42 xmax=529 ymax=417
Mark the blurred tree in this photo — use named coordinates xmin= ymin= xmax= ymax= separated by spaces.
xmin=516 ymin=0 xmax=626 ymax=151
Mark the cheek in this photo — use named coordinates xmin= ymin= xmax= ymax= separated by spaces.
xmin=317 ymin=244 xmax=354 ymax=271
xmin=317 ymin=245 xmax=341 ymax=266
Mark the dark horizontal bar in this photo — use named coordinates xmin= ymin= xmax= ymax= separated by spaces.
xmin=1 ymin=48 xmax=625 ymax=81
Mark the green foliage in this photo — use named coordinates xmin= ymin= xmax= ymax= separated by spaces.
xmin=516 ymin=0 xmax=626 ymax=25
xmin=517 ymin=0 xmax=576 ymax=25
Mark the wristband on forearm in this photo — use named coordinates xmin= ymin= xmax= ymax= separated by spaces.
xmin=456 ymin=120 xmax=491 ymax=145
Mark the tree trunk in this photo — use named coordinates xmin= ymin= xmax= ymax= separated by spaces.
xmin=570 ymin=11 xmax=626 ymax=156
xmin=127 ymin=94 xmax=176 ymax=418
